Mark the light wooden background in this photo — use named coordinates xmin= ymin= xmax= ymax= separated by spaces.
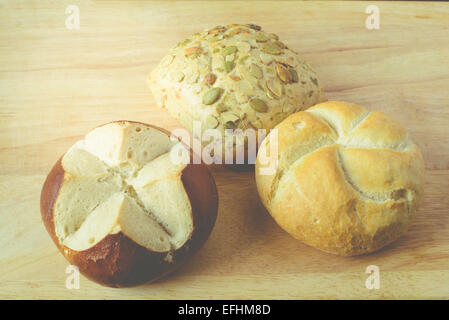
xmin=0 ymin=0 xmax=448 ymax=299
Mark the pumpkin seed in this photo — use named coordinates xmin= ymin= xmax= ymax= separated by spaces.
xmin=276 ymin=63 xmax=292 ymax=83
xmin=235 ymin=80 xmax=253 ymax=104
xmin=236 ymin=93 xmax=249 ymax=104
xmin=222 ymin=112 xmax=240 ymax=125
xmin=224 ymin=121 xmax=237 ymax=129
xmin=209 ymin=26 xmax=220 ymax=32
xmin=203 ymin=88 xmax=223 ymax=105
xmin=310 ymin=77 xmax=318 ymax=86
xmin=252 ymin=119 xmax=263 ymax=129
xmin=285 ymin=56 xmax=298 ymax=67
xmin=177 ymin=38 xmax=191 ymax=47
xmin=266 ymin=88 xmax=276 ymax=100
xmin=249 ymin=98 xmax=268 ymax=113
xmin=247 ymin=24 xmax=261 ymax=31
xmin=237 ymin=42 xmax=251 ymax=53
xmin=289 ymin=69 xmax=299 ymax=83
xmin=238 ymin=55 xmax=250 ymax=64
xmin=186 ymin=71 xmax=199 ymax=84
xmin=225 ymin=28 xmax=239 ymax=38
xmin=198 ymin=55 xmax=209 ymax=66
xmin=259 ymin=52 xmax=273 ymax=65
xmin=266 ymin=78 xmax=283 ymax=98
xmin=222 ymin=46 xmax=237 ymax=56
xmin=255 ymin=33 xmax=270 ymax=42
xmin=238 ymin=79 xmax=253 ymax=95
xmin=216 ymin=103 xmax=228 ymax=112
xmin=224 ymin=61 xmax=235 ymax=72
xmin=249 ymin=63 xmax=263 ymax=79
xmin=269 ymin=33 xmax=279 ymax=40
xmin=161 ymin=55 xmax=174 ymax=67
xmin=184 ymin=46 xmax=200 ymax=56
xmin=226 ymin=54 xmax=235 ymax=63
xmin=206 ymin=115 xmax=219 ymax=129
xmin=223 ymin=93 xmax=238 ymax=106
xmin=203 ymin=73 xmax=217 ymax=86
xmin=282 ymin=102 xmax=292 ymax=113
xmin=237 ymin=119 xmax=248 ymax=130
xmin=248 ymin=39 xmax=257 ymax=47
xmin=212 ymin=54 xmax=224 ymax=67
xmin=261 ymin=42 xmax=283 ymax=55
xmin=210 ymin=35 xmax=223 ymax=42
xmin=275 ymin=40 xmax=286 ymax=49
xmin=170 ymin=71 xmax=185 ymax=82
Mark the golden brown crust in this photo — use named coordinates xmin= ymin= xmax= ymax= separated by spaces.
xmin=256 ymin=101 xmax=425 ymax=256
xmin=40 ymin=121 xmax=218 ymax=287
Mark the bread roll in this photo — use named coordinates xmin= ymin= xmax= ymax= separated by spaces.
xmin=256 ymin=101 xmax=425 ymax=256
xmin=41 ymin=121 xmax=218 ymax=287
xmin=149 ymin=24 xmax=322 ymax=164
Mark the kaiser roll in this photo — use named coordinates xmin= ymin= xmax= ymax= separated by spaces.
xmin=255 ymin=101 xmax=425 ymax=256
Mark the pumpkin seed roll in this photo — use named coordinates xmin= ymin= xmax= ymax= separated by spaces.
xmin=149 ymin=24 xmax=323 ymax=164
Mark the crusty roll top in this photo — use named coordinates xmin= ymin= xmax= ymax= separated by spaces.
xmin=256 ymin=101 xmax=425 ymax=256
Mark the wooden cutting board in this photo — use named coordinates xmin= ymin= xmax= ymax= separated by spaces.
xmin=1 ymin=0 xmax=448 ymax=299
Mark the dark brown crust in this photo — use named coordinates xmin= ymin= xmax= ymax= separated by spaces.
xmin=40 ymin=158 xmax=65 ymax=247
xmin=64 ymin=233 xmax=170 ymax=287
xmin=179 ymin=163 xmax=219 ymax=258
xmin=40 ymin=121 xmax=219 ymax=287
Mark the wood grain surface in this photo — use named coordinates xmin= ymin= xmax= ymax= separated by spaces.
xmin=0 ymin=0 xmax=448 ymax=299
